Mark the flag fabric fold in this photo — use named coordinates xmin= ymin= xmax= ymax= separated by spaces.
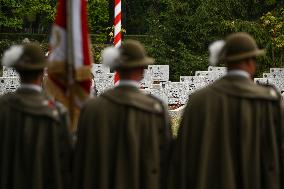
xmin=46 ymin=0 xmax=92 ymax=110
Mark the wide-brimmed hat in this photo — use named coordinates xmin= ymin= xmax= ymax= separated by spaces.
xmin=115 ymin=40 xmax=154 ymax=70
xmin=220 ymin=32 xmax=265 ymax=63
xmin=2 ymin=43 xmax=46 ymax=71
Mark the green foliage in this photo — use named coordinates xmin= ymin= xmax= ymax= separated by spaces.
xmin=21 ymin=0 xmax=56 ymax=30
xmin=1 ymin=0 xmax=109 ymax=36
xmin=0 ymin=0 xmax=23 ymax=29
xmin=171 ymin=116 xmax=181 ymax=137
xmin=1 ymin=0 xmax=56 ymax=32
xmin=146 ymin=0 xmax=284 ymax=80
xmin=261 ymin=8 xmax=284 ymax=48
xmin=2 ymin=0 xmax=284 ymax=79
xmin=87 ymin=0 xmax=108 ymax=32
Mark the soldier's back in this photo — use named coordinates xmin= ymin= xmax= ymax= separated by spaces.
xmin=73 ymin=85 xmax=172 ymax=189
xmin=0 ymin=88 xmax=72 ymax=189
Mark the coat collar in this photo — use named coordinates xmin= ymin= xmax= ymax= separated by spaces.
xmin=1 ymin=89 xmax=60 ymax=121
xmin=20 ymin=84 xmax=42 ymax=93
xmin=116 ymin=80 xmax=140 ymax=88
xmin=226 ymin=70 xmax=250 ymax=78
xmin=102 ymin=86 xmax=164 ymax=114
xmin=212 ymin=75 xmax=280 ymax=100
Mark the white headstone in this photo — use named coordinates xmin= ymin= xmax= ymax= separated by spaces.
xmin=149 ymin=83 xmax=168 ymax=104
xmin=2 ymin=66 xmax=19 ymax=77
xmin=0 ymin=77 xmax=21 ymax=95
xmin=148 ymin=65 xmax=169 ymax=82
xmin=208 ymin=66 xmax=227 ymax=72
xmin=140 ymin=69 xmax=152 ymax=88
xmin=166 ymin=82 xmax=189 ymax=105
xmin=92 ymin=64 xmax=110 ymax=79
xmin=94 ymin=73 xmax=115 ymax=95
xmin=254 ymin=78 xmax=269 ymax=85
xmin=270 ymin=68 xmax=284 ymax=75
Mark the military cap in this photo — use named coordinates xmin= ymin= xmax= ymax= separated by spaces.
xmin=115 ymin=40 xmax=154 ymax=70
xmin=2 ymin=43 xmax=46 ymax=71
xmin=221 ymin=32 xmax=265 ymax=63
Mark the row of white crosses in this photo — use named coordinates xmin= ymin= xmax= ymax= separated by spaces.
xmin=145 ymin=66 xmax=227 ymax=105
xmin=91 ymin=64 xmax=227 ymax=105
xmin=4 ymin=64 xmax=283 ymax=104
xmin=254 ymin=68 xmax=284 ymax=97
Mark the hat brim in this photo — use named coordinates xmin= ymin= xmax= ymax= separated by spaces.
xmin=225 ymin=49 xmax=265 ymax=62
xmin=115 ymin=57 xmax=155 ymax=70
xmin=14 ymin=62 xmax=46 ymax=71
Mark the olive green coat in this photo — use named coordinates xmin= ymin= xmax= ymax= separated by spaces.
xmin=73 ymin=86 xmax=172 ymax=189
xmin=168 ymin=75 xmax=284 ymax=189
xmin=0 ymin=88 xmax=72 ymax=189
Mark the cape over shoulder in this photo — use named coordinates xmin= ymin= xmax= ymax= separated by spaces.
xmin=0 ymin=89 xmax=60 ymax=121
xmin=101 ymin=86 xmax=164 ymax=114
xmin=210 ymin=76 xmax=281 ymax=100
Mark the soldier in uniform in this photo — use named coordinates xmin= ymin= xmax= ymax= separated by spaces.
xmin=168 ymin=32 xmax=284 ymax=189
xmin=72 ymin=40 xmax=172 ymax=189
xmin=0 ymin=43 xmax=72 ymax=189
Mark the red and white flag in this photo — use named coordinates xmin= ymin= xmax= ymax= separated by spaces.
xmin=46 ymin=0 xmax=92 ymax=109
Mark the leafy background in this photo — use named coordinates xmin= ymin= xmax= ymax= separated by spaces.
xmin=0 ymin=0 xmax=283 ymax=80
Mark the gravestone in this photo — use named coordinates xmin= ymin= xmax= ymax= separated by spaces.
xmin=166 ymin=82 xmax=190 ymax=105
xmin=254 ymin=78 xmax=269 ymax=85
xmin=180 ymin=76 xmax=208 ymax=90
xmin=91 ymin=64 xmax=114 ymax=95
xmin=2 ymin=66 xmax=19 ymax=77
xmin=149 ymin=83 xmax=168 ymax=104
xmin=0 ymin=66 xmax=21 ymax=95
xmin=92 ymin=64 xmax=110 ymax=79
xmin=0 ymin=77 xmax=21 ymax=95
xmin=140 ymin=69 xmax=152 ymax=88
xmin=94 ymin=73 xmax=115 ymax=95
xmin=208 ymin=66 xmax=227 ymax=72
xmin=270 ymin=68 xmax=284 ymax=75
xmin=255 ymin=67 xmax=284 ymax=97
xmin=148 ymin=65 xmax=169 ymax=82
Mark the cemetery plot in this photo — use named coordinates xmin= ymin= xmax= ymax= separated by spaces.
xmin=3 ymin=64 xmax=282 ymax=107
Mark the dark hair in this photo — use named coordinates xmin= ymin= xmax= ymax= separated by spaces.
xmin=18 ymin=70 xmax=43 ymax=83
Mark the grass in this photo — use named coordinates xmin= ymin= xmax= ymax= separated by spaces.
xmin=171 ymin=116 xmax=181 ymax=137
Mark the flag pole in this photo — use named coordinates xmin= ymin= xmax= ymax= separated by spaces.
xmin=113 ymin=0 xmax=122 ymax=84
xmin=66 ymin=0 xmax=76 ymax=132
xmin=114 ymin=0 xmax=122 ymax=48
